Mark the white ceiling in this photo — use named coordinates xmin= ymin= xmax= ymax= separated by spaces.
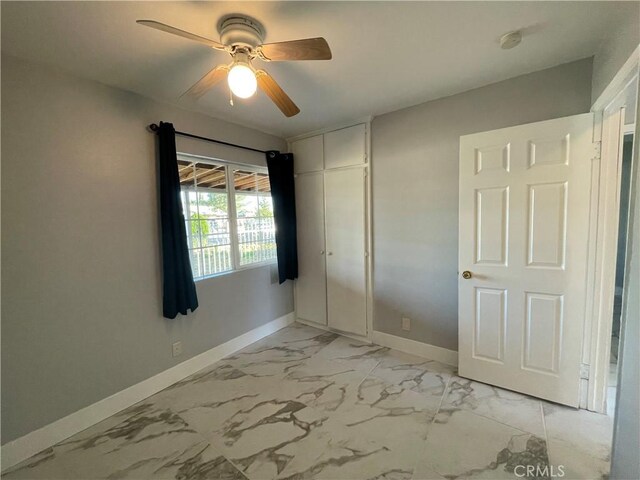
xmin=1 ymin=1 xmax=634 ymax=138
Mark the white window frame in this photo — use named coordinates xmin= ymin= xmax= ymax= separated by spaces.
xmin=178 ymin=152 xmax=277 ymax=281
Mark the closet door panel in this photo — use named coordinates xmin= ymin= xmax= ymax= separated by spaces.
xmin=294 ymin=173 xmax=327 ymax=325
xmin=292 ymin=135 xmax=324 ymax=174
xmin=325 ymin=168 xmax=367 ymax=336
xmin=324 ymin=124 xmax=366 ymax=170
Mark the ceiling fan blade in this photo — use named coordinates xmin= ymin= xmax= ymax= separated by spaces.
xmin=181 ymin=65 xmax=229 ymax=99
xmin=257 ymin=37 xmax=332 ymax=61
xmin=137 ymin=20 xmax=228 ymax=51
xmin=256 ymin=70 xmax=300 ymax=117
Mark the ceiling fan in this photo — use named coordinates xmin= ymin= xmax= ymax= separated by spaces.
xmin=137 ymin=15 xmax=332 ymax=117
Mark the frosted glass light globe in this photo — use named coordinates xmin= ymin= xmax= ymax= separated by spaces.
xmin=227 ymin=64 xmax=257 ymax=98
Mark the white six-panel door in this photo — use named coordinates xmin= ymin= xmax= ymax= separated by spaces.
xmin=458 ymin=113 xmax=594 ymax=407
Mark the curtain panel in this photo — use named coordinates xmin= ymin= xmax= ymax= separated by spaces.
xmin=266 ymin=151 xmax=299 ymax=283
xmin=156 ymin=122 xmax=199 ymax=318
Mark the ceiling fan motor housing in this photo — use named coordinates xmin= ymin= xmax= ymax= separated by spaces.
xmin=218 ymin=15 xmax=265 ymax=50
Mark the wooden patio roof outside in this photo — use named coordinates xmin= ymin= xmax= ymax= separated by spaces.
xmin=178 ymin=160 xmax=270 ymax=192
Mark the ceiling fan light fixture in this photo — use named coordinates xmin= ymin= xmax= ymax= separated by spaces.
xmin=227 ymin=59 xmax=257 ymax=99
xmin=137 ymin=16 xmax=332 ymax=116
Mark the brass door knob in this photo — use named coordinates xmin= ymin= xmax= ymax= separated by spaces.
xmin=462 ymin=271 xmax=472 ymax=279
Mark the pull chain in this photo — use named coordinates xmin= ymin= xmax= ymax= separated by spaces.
xmin=229 ymin=87 xmax=234 ymax=107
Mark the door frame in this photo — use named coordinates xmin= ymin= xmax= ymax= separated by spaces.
xmin=584 ymin=46 xmax=639 ymax=413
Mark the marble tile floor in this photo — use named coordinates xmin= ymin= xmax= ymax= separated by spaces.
xmin=3 ymin=324 xmax=614 ymax=480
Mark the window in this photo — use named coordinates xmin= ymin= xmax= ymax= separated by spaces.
xmin=233 ymin=169 xmax=276 ymax=266
xmin=178 ymin=155 xmax=276 ymax=280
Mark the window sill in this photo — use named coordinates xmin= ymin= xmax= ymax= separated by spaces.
xmin=194 ymin=260 xmax=277 ymax=283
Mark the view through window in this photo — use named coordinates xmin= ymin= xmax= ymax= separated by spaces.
xmin=178 ymin=156 xmax=276 ymax=280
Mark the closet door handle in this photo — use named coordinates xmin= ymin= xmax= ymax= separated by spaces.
xmin=327 ymin=252 xmax=333 ymax=256
xmin=320 ymin=250 xmax=325 ymax=255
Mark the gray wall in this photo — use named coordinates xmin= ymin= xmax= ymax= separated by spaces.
xmin=372 ymin=58 xmax=593 ymax=350
xmin=610 ymin=78 xmax=640 ymax=480
xmin=1 ymin=53 xmax=293 ymax=444
xmin=592 ymin=4 xmax=640 ymax=104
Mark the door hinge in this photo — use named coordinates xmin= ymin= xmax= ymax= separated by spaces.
xmin=592 ymin=141 xmax=601 ymax=161
xmin=580 ymin=363 xmax=590 ymax=380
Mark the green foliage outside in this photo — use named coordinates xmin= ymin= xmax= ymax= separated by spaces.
xmin=198 ymin=192 xmax=228 ymax=214
xmin=186 ymin=189 xmax=276 ymax=276
xmin=190 ymin=212 xmax=209 ymax=237
xmin=258 ymin=197 xmax=273 ymax=218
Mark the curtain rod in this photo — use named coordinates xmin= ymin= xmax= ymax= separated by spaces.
xmin=149 ymin=123 xmax=268 ymax=155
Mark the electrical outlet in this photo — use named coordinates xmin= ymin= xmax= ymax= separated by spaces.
xmin=401 ymin=317 xmax=411 ymax=331
xmin=172 ymin=341 xmax=183 ymax=357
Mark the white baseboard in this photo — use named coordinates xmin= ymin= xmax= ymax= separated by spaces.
xmin=295 ymin=317 xmax=371 ymax=344
xmin=1 ymin=312 xmax=295 ymax=471
xmin=372 ymin=330 xmax=458 ymax=367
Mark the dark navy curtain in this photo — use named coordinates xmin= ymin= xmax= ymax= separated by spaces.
xmin=156 ymin=122 xmax=198 ymax=318
xmin=266 ymin=151 xmax=298 ymax=283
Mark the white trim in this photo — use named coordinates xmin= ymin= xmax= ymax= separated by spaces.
xmin=587 ymin=107 xmax=626 ymax=413
xmin=592 ymin=45 xmax=640 ymax=112
xmin=372 ymin=331 xmax=458 ymax=367
xmin=581 ymin=130 xmax=603 ymax=409
xmin=364 ymin=121 xmax=374 ymax=341
xmin=295 ymin=320 xmax=459 ymax=367
xmin=585 ymin=46 xmax=639 ymax=413
xmin=1 ymin=312 xmax=295 ymax=471
xmin=295 ymin=317 xmax=370 ymax=344
xmin=226 ymin=162 xmax=242 ymax=270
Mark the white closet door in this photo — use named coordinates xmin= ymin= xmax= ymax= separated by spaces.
xmin=325 ymin=167 xmax=367 ymax=336
xmin=295 ymin=173 xmax=327 ymax=325
xmin=292 ymin=135 xmax=324 ymax=174
xmin=324 ymin=124 xmax=366 ymax=169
